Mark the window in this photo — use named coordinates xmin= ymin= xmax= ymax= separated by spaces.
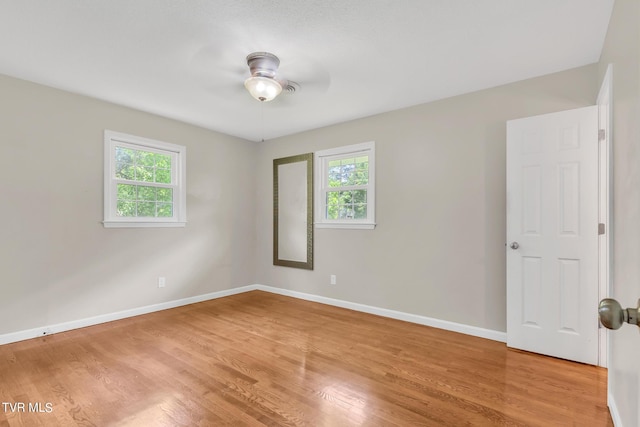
xmin=103 ymin=130 xmax=186 ymax=228
xmin=315 ymin=141 xmax=375 ymax=229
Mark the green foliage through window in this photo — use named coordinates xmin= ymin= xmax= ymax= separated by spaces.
xmin=325 ymin=155 xmax=369 ymax=220
xmin=326 ymin=190 xmax=367 ymax=219
xmin=327 ymin=156 xmax=368 ymax=187
xmin=114 ymin=146 xmax=174 ymax=218
xmin=115 ymin=147 xmax=172 ymax=184
xmin=116 ymin=184 xmax=173 ymax=218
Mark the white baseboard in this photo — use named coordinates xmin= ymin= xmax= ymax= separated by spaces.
xmin=608 ymin=385 xmax=623 ymax=427
xmin=0 ymin=283 xmax=506 ymax=346
xmin=0 ymin=285 xmax=256 ymax=346
xmin=254 ymin=285 xmax=507 ymax=343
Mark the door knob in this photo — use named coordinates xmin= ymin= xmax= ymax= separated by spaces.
xmin=510 ymin=242 xmax=519 ymax=250
xmin=598 ymin=298 xmax=640 ymax=330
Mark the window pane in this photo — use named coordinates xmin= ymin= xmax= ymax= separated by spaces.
xmin=137 ymin=150 xmax=155 ymax=167
xmin=340 ymin=158 xmax=354 ymax=186
xmin=155 ymin=153 xmax=171 ymax=169
xmin=328 ymin=165 xmax=341 ymax=187
xmin=353 ymin=170 xmax=368 ymax=185
xmin=341 ymin=168 xmax=353 ymax=185
xmin=155 ymin=168 xmax=171 ymax=184
xmin=115 ymin=163 xmax=135 ymax=180
xmin=117 ymin=200 xmax=136 ymax=217
xmin=356 ymin=156 xmax=368 ymax=169
xmin=326 ymin=155 xmax=370 ymax=188
xmin=115 ymin=147 xmax=134 ymax=164
xmin=326 ymin=205 xmax=339 ymax=219
xmin=354 ymin=204 xmax=367 ymax=219
xmin=157 ymin=188 xmax=173 ymax=202
xmin=137 ymin=186 xmax=156 ymax=201
xmin=339 ymin=205 xmax=355 ymax=219
xmin=117 ymin=187 xmax=173 ymax=219
xmin=325 ymin=191 xmax=370 ymax=220
xmin=339 ymin=190 xmax=352 ymax=203
xmin=137 ymin=202 xmax=156 ymax=217
xmin=353 ymin=190 xmax=367 ymax=203
xmin=114 ymin=146 xmax=173 ymax=184
xmin=326 ymin=191 xmax=339 ymax=219
xmin=117 ymin=184 xmax=136 ymax=200
xmin=135 ymin=166 xmax=154 ymax=182
xmin=157 ymin=203 xmax=173 ymax=217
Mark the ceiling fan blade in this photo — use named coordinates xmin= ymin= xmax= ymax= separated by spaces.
xmin=278 ymin=56 xmax=331 ymax=95
xmin=189 ymin=44 xmax=249 ymax=83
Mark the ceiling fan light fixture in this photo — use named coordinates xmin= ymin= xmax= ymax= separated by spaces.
xmin=244 ymin=76 xmax=282 ymax=102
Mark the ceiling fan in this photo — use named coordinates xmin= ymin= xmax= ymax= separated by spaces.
xmin=243 ymin=52 xmax=299 ymax=102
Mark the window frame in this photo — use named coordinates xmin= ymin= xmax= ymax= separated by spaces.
xmin=103 ymin=130 xmax=187 ymax=228
xmin=314 ymin=141 xmax=376 ymax=229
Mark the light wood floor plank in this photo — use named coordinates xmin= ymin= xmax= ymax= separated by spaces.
xmin=0 ymin=291 xmax=612 ymax=426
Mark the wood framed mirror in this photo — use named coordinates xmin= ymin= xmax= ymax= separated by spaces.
xmin=273 ymin=153 xmax=313 ymax=270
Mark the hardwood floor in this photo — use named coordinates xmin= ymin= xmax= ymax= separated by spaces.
xmin=0 ymin=291 xmax=612 ymax=426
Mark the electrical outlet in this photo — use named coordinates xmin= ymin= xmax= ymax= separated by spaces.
xmin=330 ymin=275 xmax=337 ymax=285
xmin=158 ymin=277 xmax=166 ymax=288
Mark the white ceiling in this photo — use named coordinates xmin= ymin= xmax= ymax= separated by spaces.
xmin=0 ymin=1 xmax=614 ymax=142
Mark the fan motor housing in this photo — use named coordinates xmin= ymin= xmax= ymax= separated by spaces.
xmin=246 ymin=52 xmax=280 ymax=79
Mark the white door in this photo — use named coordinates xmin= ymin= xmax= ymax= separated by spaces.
xmin=506 ymin=106 xmax=599 ymax=365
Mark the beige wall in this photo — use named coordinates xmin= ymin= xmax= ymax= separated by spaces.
xmin=0 ymin=74 xmax=258 ymax=335
xmin=598 ymin=0 xmax=640 ymax=424
xmin=256 ymin=65 xmax=598 ymax=333
xmin=0 ymin=59 xmax=601 ymax=339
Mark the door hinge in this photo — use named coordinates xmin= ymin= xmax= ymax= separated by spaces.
xmin=598 ymin=129 xmax=606 ymax=141
xmin=598 ymin=223 xmax=606 ymax=235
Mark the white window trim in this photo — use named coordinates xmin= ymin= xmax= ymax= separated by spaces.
xmin=103 ymin=130 xmax=187 ymax=228
xmin=315 ymin=141 xmax=376 ymax=230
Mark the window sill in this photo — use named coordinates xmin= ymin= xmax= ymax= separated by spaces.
xmin=103 ymin=221 xmax=187 ymax=228
xmin=315 ymin=222 xmax=376 ymax=230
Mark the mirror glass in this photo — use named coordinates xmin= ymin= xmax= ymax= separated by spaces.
xmin=273 ymin=153 xmax=313 ymax=269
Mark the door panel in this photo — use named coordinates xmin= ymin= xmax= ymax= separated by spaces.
xmin=522 ymin=166 xmax=542 ymax=233
xmin=558 ymin=258 xmax=580 ymax=332
xmin=522 ymin=256 xmax=543 ymax=329
xmin=507 ymin=106 xmax=598 ymax=365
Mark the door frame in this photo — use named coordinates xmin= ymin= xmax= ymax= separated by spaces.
xmin=597 ymin=64 xmax=613 ymax=368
